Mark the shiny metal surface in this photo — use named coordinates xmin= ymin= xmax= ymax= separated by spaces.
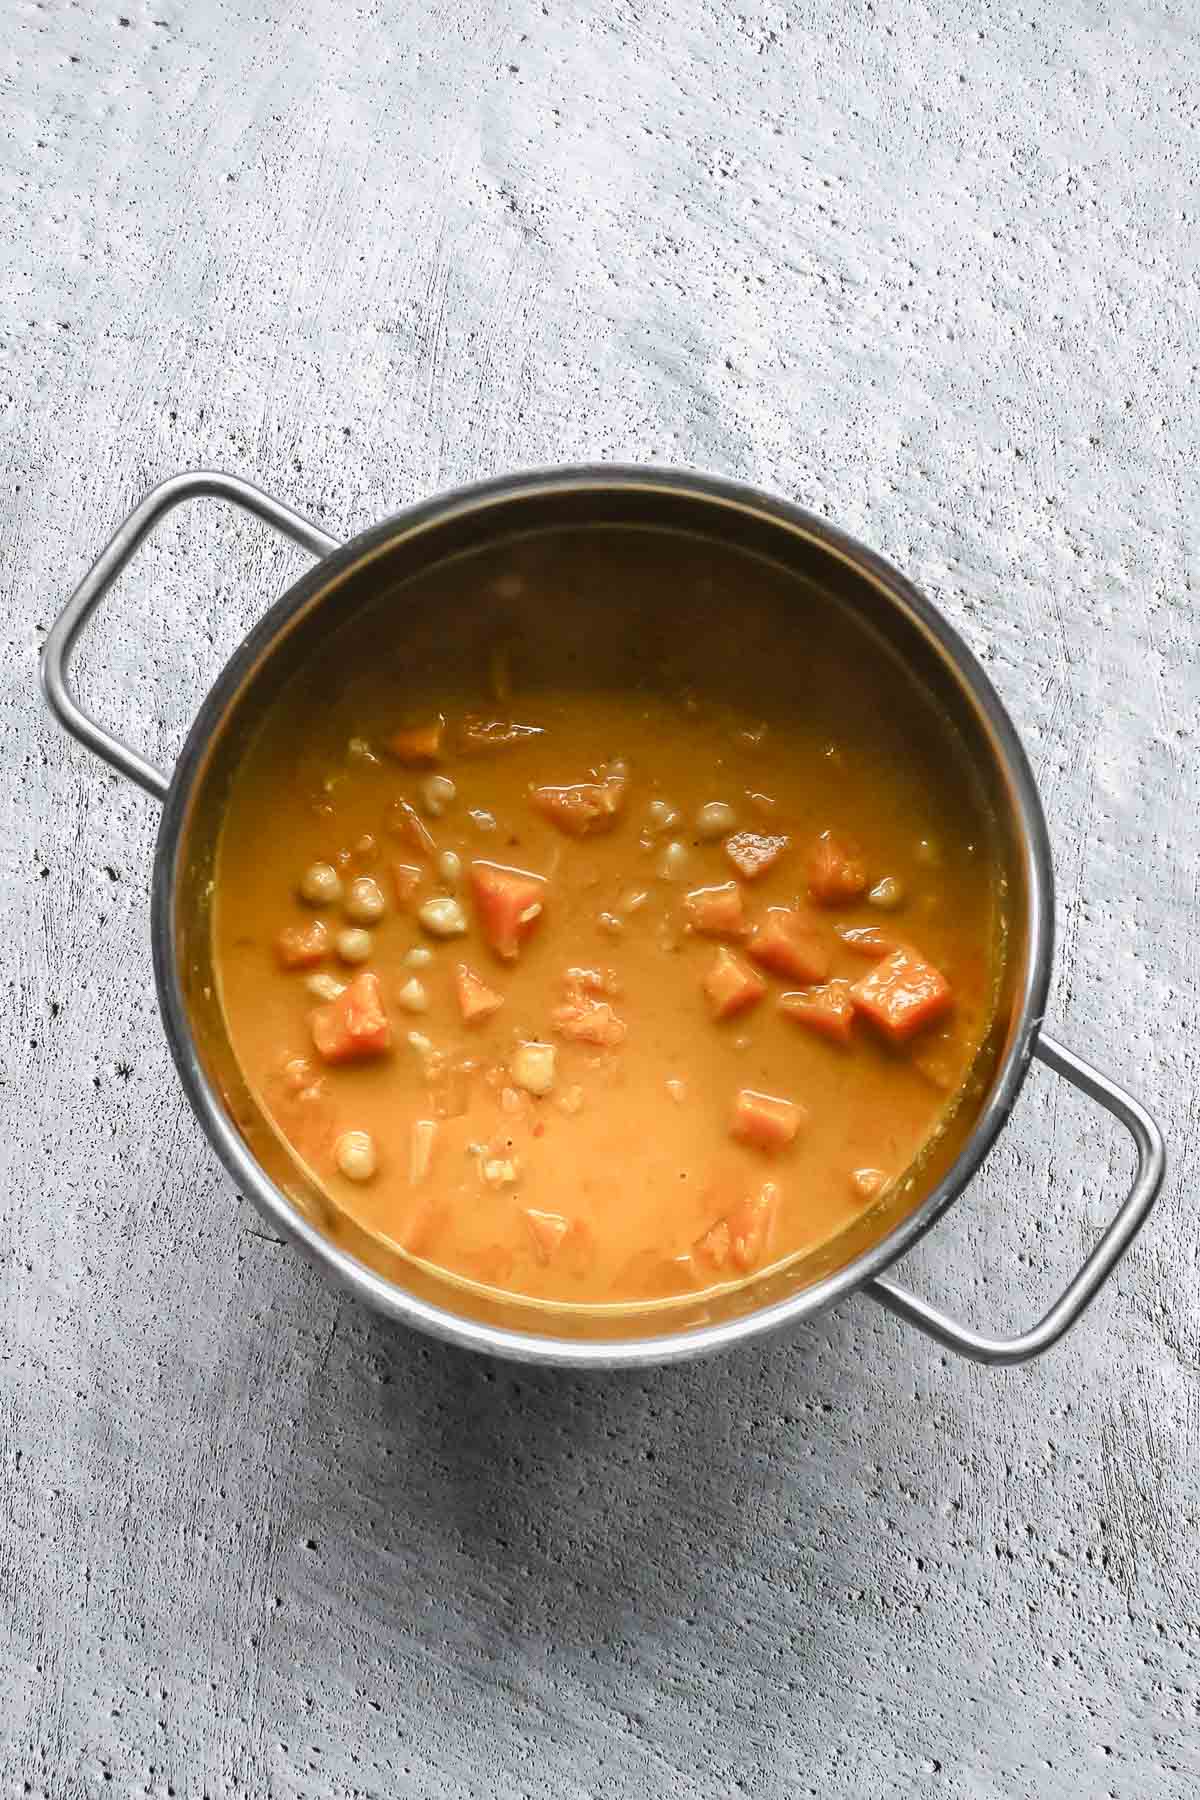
xmin=41 ymin=467 xmax=1164 ymax=1366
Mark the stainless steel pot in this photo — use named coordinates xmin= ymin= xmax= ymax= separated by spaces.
xmin=42 ymin=468 xmax=1165 ymax=1368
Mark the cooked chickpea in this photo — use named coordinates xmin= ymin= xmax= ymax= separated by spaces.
xmin=647 ymin=798 xmax=681 ymax=833
xmin=418 ymin=896 xmax=468 ymax=937
xmin=469 ymin=809 xmax=498 ymax=832
xmin=868 ymin=876 xmax=905 ymax=910
xmin=397 ymin=977 xmax=429 ymax=1012
xmin=695 ymin=800 xmax=736 ymax=840
xmin=335 ymin=927 xmax=372 ymax=964
xmin=335 ymin=1130 xmax=377 ymax=1182
xmin=421 ymin=774 xmax=457 ymax=817
xmin=404 ymin=945 xmax=434 ymax=969
xmin=655 ymin=840 xmax=689 ymax=881
xmin=299 ymin=861 xmax=342 ymax=905
xmin=305 ymin=971 xmax=346 ymax=1001
xmin=344 ymin=875 xmax=386 ymax=924
xmin=437 ymin=850 xmax=462 ymax=889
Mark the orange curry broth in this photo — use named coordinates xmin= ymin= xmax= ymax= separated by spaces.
xmin=214 ymin=527 xmax=1005 ymax=1312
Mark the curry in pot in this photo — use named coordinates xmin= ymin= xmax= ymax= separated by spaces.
xmin=214 ymin=528 xmax=1004 ymax=1311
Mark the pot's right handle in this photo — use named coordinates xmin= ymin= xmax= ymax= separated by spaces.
xmin=40 ymin=470 xmax=340 ymax=802
xmin=865 ymin=1032 xmax=1165 ymax=1365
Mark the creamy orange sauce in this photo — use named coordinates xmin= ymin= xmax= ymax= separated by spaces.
xmin=214 ymin=527 xmax=1003 ymax=1312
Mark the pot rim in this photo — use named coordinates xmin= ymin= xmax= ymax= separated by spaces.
xmin=151 ymin=464 xmax=1055 ymax=1367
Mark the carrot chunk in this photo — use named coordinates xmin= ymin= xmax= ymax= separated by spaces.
xmin=458 ymin=716 xmax=544 ymax=755
xmin=455 ymin=963 xmax=505 ymax=1025
xmin=309 ymin=970 xmax=392 ymax=1064
xmin=386 ymin=718 xmax=444 ymax=766
xmin=728 ymin=1181 xmax=779 ymax=1271
xmin=850 ymin=947 xmax=953 ymax=1043
xmin=703 ymin=946 xmax=766 ymax=1020
xmin=723 ymin=831 xmax=790 ymax=881
xmin=808 ymin=831 xmax=869 ymax=905
xmin=746 ymin=906 xmax=829 ymax=982
xmin=836 ymin=923 xmax=898 ymax=958
xmin=683 ymin=880 xmax=746 ymax=938
xmin=730 ymin=1089 xmax=804 ymax=1152
xmin=525 ymin=1208 xmax=571 ymax=1264
xmin=531 ymin=765 xmax=627 ymax=837
xmin=469 ymin=860 xmax=546 ymax=961
xmin=779 ymin=980 xmax=856 ymax=1046
xmin=391 ymin=861 xmax=423 ymax=906
xmin=275 ymin=919 xmax=330 ymax=969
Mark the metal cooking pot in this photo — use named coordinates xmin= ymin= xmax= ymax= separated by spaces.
xmin=41 ymin=468 xmax=1165 ymax=1368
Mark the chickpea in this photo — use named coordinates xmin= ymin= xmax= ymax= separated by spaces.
xmin=305 ymin=971 xmax=346 ymax=1001
xmin=417 ymin=896 xmax=468 ymax=937
xmin=655 ymin=840 xmax=688 ymax=881
xmin=335 ymin=1130 xmax=378 ymax=1182
xmin=404 ymin=945 xmax=434 ymax=969
xmin=335 ymin=927 xmax=372 ymax=964
xmin=695 ymin=800 xmax=736 ymax=840
xmin=421 ymin=774 xmax=457 ymax=817
xmin=868 ymin=876 xmax=905 ymax=910
xmin=344 ymin=875 xmax=386 ymax=924
xmin=397 ymin=977 xmax=429 ymax=1013
xmin=647 ymin=798 xmax=681 ymax=833
xmin=299 ymin=861 xmax=342 ymax=906
xmin=437 ymin=850 xmax=462 ymax=889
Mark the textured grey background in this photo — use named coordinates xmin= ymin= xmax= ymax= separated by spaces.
xmin=2 ymin=2 xmax=1198 ymax=1796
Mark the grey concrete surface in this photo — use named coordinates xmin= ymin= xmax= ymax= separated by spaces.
xmin=3 ymin=2 xmax=1198 ymax=1795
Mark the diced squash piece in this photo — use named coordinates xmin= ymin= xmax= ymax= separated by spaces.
xmin=309 ymin=971 xmax=392 ymax=1064
xmin=808 ymin=831 xmax=869 ymax=905
xmin=552 ymin=988 xmax=627 ymax=1047
xmin=388 ymin=798 xmax=436 ymax=860
xmin=564 ymin=965 xmax=620 ymax=996
xmin=386 ymin=718 xmax=444 ymax=766
xmin=728 ymin=1182 xmax=779 ymax=1271
xmin=391 ymin=861 xmax=423 ymax=905
xmin=724 ymin=831 xmax=790 ymax=881
xmin=458 ymin=716 xmax=544 ymax=755
xmin=836 ymin=923 xmax=898 ymax=958
xmin=683 ymin=880 xmax=746 ymax=938
xmin=511 ymin=1041 xmax=557 ymax=1095
xmin=455 ymin=963 xmax=504 ymax=1025
xmin=525 ymin=1208 xmax=570 ymax=1264
xmin=469 ymin=860 xmax=546 ymax=961
xmin=730 ymin=1089 xmax=804 ymax=1152
xmin=694 ymin=1216 xmax=732 ymax=1271
xmin=276 ymin=919 xmax=330 ymax=969
xmin=779 ymin=980 xmax=856 ymax=1046
xmin=747 ymin=906 xmax=829 ymax=982
xmin=531 ymin=768 xmax=627 ymax=837
xmin=851 ymin=947 xmax=953 ymax=1043
xmin=703 ymin=946 xmax=766 ymax=1020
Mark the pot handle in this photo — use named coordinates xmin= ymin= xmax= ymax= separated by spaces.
xmin=40 ymin=470 xmax=340 ymax=803
xmin=865 ymin=1031 xmax=1165 ymax=1365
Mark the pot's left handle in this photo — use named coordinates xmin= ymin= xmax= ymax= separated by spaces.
xmin=40 ymin=470 xmax=340 ymax=802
